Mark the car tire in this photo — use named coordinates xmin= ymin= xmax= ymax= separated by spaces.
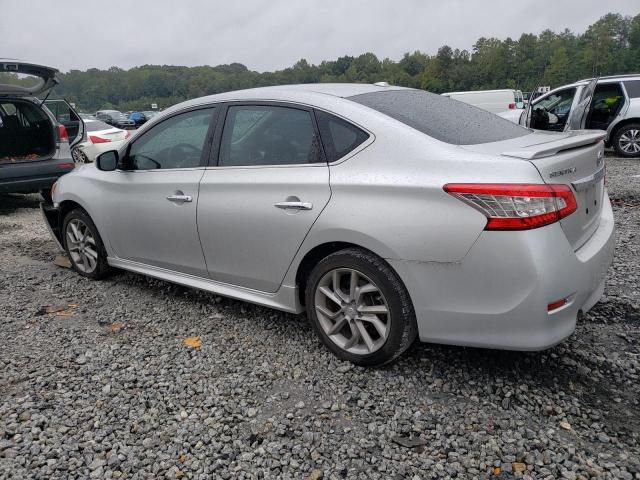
xmin=305 ymin=248 xmax=417 ymax=367
xmin=72 ymin=147 xmax=89 ymax=163
xmin=613 ymin=123 xmax=640 ymax=158
xmin=62 ymin=208 xmax=111 ymax=279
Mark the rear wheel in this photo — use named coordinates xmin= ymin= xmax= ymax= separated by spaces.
xmin=305 ymin=248 xmax=417 ymax=366
xmin=613 ymin=123 xmax=640 ymax=158
xmin=62 ymin=208 xmax=111 ymax=279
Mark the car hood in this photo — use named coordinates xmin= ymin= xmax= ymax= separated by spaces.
xmin=0 ymin=60 xmax=59 ymax=97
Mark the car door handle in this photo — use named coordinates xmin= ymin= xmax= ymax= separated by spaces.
xmin=274 ymin=201 xmax=313 ymax=211
xmin=167 ymin=194 xmax=193 ymax=203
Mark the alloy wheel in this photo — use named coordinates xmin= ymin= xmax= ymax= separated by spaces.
xmin=619 ymin=129 xmax=640 ymax=154
xmin=314 ymin=268 xmax=391 ymax=355
xmin=65 ymin=219 xmax=98 ymax=273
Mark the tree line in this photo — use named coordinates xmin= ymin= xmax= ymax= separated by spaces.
xmin=42 ymin=12 xmax=640 ymax=112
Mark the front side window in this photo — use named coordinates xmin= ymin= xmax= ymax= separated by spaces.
xmin=530 ymin=88 xmax=576 ymax=131
xmin=218 ymin=105 xmax=321 ymax=166
xmin=128 ymin=108 xmax=215 ymax=170
xmin=315 ymin=110 xmax=369 ymax=162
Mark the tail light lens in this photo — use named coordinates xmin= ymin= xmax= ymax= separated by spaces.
xmin=508 ymin=103 xmax=516 ymax=109
xmin=444 ymin=183 xmax=577 ymax=230
xmin=89 ymin=135 xmax=111 ymax=144
xmin=58 ymin=124 xmax=69 ymax=142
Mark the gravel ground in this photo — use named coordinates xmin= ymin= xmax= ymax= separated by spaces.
xmin=0 ymin=156 xmax=638 ymax=480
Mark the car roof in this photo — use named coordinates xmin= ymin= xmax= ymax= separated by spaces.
xmin=160 ymin=83 xmax=410 ymax=118
xmin=182 ymin=83 xmax=409 ymax=105
xmin=570 ymin=74 xmax=640 ymax=86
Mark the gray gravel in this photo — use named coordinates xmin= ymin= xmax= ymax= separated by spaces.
xmin=0 ymin=155 xmax=638 ymax=480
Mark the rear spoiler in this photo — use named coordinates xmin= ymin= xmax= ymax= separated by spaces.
xmin=501 ymin=131 xmax=606 ymax=160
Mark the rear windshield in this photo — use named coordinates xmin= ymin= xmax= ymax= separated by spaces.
xmin=86 ymin=120 xmax=112 ymax=132
xmin=348 ymin=90 xmax=530 ymax=145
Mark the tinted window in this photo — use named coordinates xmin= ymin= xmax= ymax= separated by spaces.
xmin=85 ymin=120 xmax=112 ymax=132
xmin=624 ymin=80 xmax=640 ymax=98
xmin=315 ymin=110 xmax=369 ymax=162
xmin=348 ymin=90 xmax=529 ymax=145
xmin=128 ymin=108 xmax=215 ymax=170
xmin=218 ymin=105 xmax=320 ymax=166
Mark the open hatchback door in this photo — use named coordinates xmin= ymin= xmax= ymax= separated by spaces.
xmin=0 ymin=60 xmax=84 ymax=149
xmin=0 ymin=60 xmax=59 ymax=98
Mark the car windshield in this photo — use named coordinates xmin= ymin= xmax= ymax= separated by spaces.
xmin=348 ymin=89 xmax=530 ymax=145
xmin=85 ymin=120 xmax=112 ymax=132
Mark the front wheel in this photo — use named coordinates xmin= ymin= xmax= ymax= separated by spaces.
xmin=62 ymin=208 xmax=111 ymax=279
xmin=613 ymin=123 xmax=640 ymax=158
xmin=305 ymin=248 xmax=417 ymax=367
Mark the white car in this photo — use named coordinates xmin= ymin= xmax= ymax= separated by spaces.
xmin=74 ymin=120 xmax=130 ymax=162
xmin=441 ymin=89 xmax=525 ymax=114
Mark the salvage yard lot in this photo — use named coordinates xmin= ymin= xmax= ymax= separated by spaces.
xmin=0 ymin=157 xmax=638 ymax=479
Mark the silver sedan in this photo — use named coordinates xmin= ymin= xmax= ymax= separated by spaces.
xmin=42 ymin=84 xmax=615 ymax=366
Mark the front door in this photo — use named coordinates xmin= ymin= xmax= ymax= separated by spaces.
xmin=100 ymin=107 xmax=217 ymax=276
xmin=197 ymin=103 xmax=331 ymax=293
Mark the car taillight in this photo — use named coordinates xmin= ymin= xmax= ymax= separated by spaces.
xmin=508 ymin=103 xmax=516 ymax=109
xmin=443 ymin=183 xmax=577 ymax=230
xmin=89 ymin=135 xmax=111 ymax=144
xmin=58 ymin=124 xmax=69 ymax=142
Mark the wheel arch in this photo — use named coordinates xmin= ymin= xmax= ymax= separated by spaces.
xmin=294 ymin=241 xmax=408 ymax=307
xmin=58 ymin=199 xmax=109 ymax=254
xmin=609 ymin=117 xmax=640 ymax=144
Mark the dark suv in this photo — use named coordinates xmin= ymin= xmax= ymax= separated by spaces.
xmin=95 ymin=110 xmax=136 ymax=130
xmin=0 ymin=60 xmax=84 ymax=199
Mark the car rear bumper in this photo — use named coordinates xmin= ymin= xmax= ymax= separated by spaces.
xmin=0 ymin=159 xmax=74 ymax=194
xmin=389 ymin=192 xmax=615 ymax=351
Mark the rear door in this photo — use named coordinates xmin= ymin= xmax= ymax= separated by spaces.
xmin=44 ymin=99 xmax=85 ymax=147
xmin=197 ymin=102 xmax=331 ymax=292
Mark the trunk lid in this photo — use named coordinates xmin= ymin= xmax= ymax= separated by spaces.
xmin=462 ymin=130 xmax=606 ymax=250
xmin=0 ymin=60 xmax=59 ymax=97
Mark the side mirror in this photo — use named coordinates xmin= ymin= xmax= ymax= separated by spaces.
xmin=516 ymin=101 xmax=525 ymax=109
xmin=96 ymin=150 xmax=118 ymax=171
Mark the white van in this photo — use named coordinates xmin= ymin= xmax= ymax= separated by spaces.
xmin=441 ymin=89 xmax=525 ymax=114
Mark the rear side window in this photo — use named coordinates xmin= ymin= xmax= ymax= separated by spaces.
xmin=85 ymin=121 xmax=112 ymax=132
xmin=348 ymin=90 xmax=529 ymax=145
xmin=624 ymin=80 xmax=640 ymax=98
xmin=315 ymin=110 xmax=369 ymax=162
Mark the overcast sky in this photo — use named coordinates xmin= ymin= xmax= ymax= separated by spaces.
xmin=1 ymin=0 xmax=637 ymax=72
